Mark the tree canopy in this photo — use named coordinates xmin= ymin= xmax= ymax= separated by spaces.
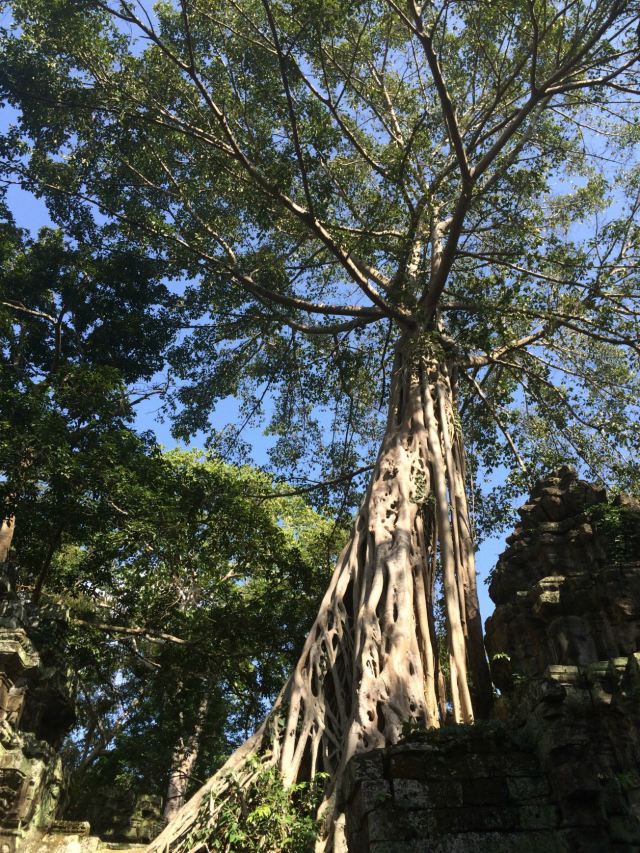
xmin=1 ymin=0 xmax=639 ymax=506
xmin=0 ymin=196 xmax=343 ymax=827
xmin=58 ymin=449 xmax=342 ymax=825
xmin=1 ymin=1 xmax=640 ymax=850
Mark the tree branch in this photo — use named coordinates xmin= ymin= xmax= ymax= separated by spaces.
xmin=408 ymin=0 xmax=472 ymax=184
xmin=73 ymin=619 xmax=189 ymax=646
xmin=463 ymin=372 xmax=528 ymax=474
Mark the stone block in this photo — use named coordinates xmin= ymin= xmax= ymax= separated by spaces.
xmin=505 ymin=774 xmax=550 ymax=801
xmin=471 ymin=750 xmax=540 ymax=778
xmin=369 ymin=842 xmax=431 ymax=853
xmin=461 ymin=776 xmax=508 ymax=807
xmin=544 ymin=665 xmax=584 ymax=686
xmin=0 ymin=631 xmax=39 ymax=680
xmin=391 ymin=778 xmax=432 ymax=810
xmin=548 ymin=761 xmax=603 ymax=800
xmin=422 ymin=779 xmax=462 ymax=809
xmin=559 ymin=827 xmax=611 ymax=852
xmin=608 ymin=814 xmax=640 ymax=844
xmin=557 ymin=795 xmax=604 ymax=827
xmin=340 ymin=748 xmax=385 ymax=806
xmin=349 ymin=779 xmax=392 ymax=829
xmin=433 ymin=831 xmax=568 ymax=853
xmin=431 ymin=805 xmax=520 ymax=834
xmin=387 ymin=744 xmax=456 ymax=781
xmin=518 ymin=803 xmax=560 ymax=830
xmin=366 ymin=807 xmax=432 ymax=842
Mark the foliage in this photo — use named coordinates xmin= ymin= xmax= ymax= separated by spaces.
xmin=0 ymin=1 xmax=638 ymax=527
xmin=57 ymin=447 xmax=344 ymax=816
xmin=185 ymin=760 xmax=326 ymax=853
xmin=0 ymin=200 xmax=345 ymax=820
xmin=590 ymin=500 xmax=640 ymax=566
xmin=2 ymin=1 xmax=640 ymax=846
xmin=0 ymin=200 xmax=178 ymax=588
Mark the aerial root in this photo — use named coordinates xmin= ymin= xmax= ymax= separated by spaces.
xmin=150 ymin=353 xmax=490 ymax=853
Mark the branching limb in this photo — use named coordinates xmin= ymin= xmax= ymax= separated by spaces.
xmin=1 ymin=301 xmax=57 ymax=323
xmin=467 ymin=326 xmax=547 ymax=367
xmin=407 ymin=1 xmax=472 ymax=184
xmin=73 ymin=618 xmax=189 ymax=646
xmin=462 ymin=372 xmax=528 ymax=474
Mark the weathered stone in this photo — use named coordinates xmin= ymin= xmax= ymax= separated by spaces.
xmin=344 ymin=471 xmax=640 ymax=853
xmin=368 ymin=842 xmax=430 ymax=853
xmin=75 ymin=791 xmax=165 ymax=844
xmin=392 ymin=778 xmax=440 ymax=810
xmin=433 ymin=831 xmax=568 ymax=853
xmin=0 ymin=583 xmax=78 ymax=852
xmin=348 ymin=780 xmax=392 ymax=829
xmin=518 ymin=803 xmax=559 ymax=830
xmin=460 ymin=776 xmax=508 ymax=807
xmin=340 ymin=749 xmax=386 ymax=806
xmin=431 ymin=804 xmax=520 ymax=833
xmin=506 ymin=775 xmax=550 ymax=801
xmin=366 ymin=807 xmax=432 ymax=842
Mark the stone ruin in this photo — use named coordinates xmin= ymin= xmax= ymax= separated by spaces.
xmin=2 ymin=466 xmax=640 ymax=852
xmin=0 ymin=582 xmax=163 ymax=852
xmin=343 ymin=467 xmax=640 ymax=852
xmin=0 ymin=583 xmax=75 ymax=852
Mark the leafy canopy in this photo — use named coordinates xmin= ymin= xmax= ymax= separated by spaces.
xmin=0 ymin=194 xmax=344 ymax=815
xmin=1 ymin=1 xmax=640 ymax=515
xmin=59 ymin=448 xmax=343 ymax=817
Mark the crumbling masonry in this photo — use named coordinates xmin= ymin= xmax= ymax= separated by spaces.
xmin=343 ymin=467 xmax=640 ymax=852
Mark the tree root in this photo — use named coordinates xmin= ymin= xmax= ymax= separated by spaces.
xmin=149 ymin=349 xmax=491 ymax=853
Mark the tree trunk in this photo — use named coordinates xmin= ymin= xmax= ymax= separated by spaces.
xmin=148 ymin=346 xmax=492 ymax=853
xmin=0 ymin=516 xmax=15 ymax=565
xmin=163 ymin=696 xmax=210 ymax=824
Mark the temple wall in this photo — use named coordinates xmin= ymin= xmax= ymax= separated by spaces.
xmin=343 ymin=468 xmax=640 ymax=853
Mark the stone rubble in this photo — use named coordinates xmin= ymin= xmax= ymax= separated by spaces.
xmin=0 ymin=583 xmax=160 ymax=852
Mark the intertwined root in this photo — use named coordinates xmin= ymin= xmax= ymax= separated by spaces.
xmin=149 ymin=353 xmax=491 ymax=853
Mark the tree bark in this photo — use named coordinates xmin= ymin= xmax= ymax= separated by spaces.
xmin=148 ymin=346 xmax=492 ymax=853
xmin=0 ymin=516 xmax=15 ymax=565
xmin=163 ymin=696 xmax=210 ymax=824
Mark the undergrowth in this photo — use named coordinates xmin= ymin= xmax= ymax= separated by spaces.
xmin=182 ymin=758 xmax=327 ymax=853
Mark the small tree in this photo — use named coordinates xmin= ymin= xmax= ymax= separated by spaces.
xmin=1 ymin=1 xmax=640 ymax=848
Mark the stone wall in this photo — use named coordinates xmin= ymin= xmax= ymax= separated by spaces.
xmin=342 ymin=724 xmax=563 ymax=853
xmin=0 ymin=586 xmax=74 ymax=852
xmin=343 ymin=468 xmax=640 ymax=852
xmin=0 ymin=582 xmax=159 ymax=852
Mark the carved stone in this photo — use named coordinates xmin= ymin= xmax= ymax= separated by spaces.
xmin=343 ymin=469 xmax=640 ymax=852
xmin=485 ymin=466 xmax=640 ymax=691
xmin=0 ymin=585 xmax=75 ymax=851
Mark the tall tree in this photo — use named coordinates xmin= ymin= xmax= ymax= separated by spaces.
xmin=1 ymin=1 xmax=640 ymax=849
xmin=53 ymin=450 xmax=340 ymax=830
xmin=0 ymin=207 xmax=177 ymax=589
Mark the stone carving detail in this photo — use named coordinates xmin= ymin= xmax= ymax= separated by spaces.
xmin=343 ymin=469 xmax=640 ymax=852
xmin=0 ymin=583 xmax=75 ymax=851
xmin=77 ymin=790 xmax=165 ymax=845
xmin=485 ymin=465 xmax=640 ymax=689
